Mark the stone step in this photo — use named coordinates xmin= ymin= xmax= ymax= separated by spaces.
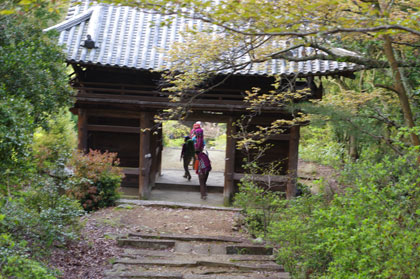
xmin=117 ymin=238 xmax=175 ymax=250
xmin=106 ymin=271 xmax=290 ymax=279
xmin=117 ymin=199 xmax=241 ymax=212
xmin=105 ymin=271 xmax=182 ymax=279
xmin=226 ymin=244 xmax=273 ymax=255
xmin=154 ymin=183 xmax=224 ymax=193
xmin=128 ymin=233 xmax=244 ymax=243
xmin=121 ymin=249 xmax=275 ymax=262
xmin=114 ymin=259 xmax=283 ymax=272
xmin=183 ymin=273 xmax=290 ymax=279
xmin=174 ymin=242 xmax=226 ymax=255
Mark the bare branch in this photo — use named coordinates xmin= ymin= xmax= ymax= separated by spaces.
xmin=375 ymin=84 xmax=399 ymax=95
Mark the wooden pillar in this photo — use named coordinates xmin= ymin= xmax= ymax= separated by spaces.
xmin=224 ymin=117 xmax=236 ymax=206
xmin=139 ymin=112 xmax=153 ymax=199
xmin=77 ymin=109 xmax=88 ymax=152
xmin=157 ymin=123 xmax=163 ymax=176
xmin=286 ymin=125 xmax=300 ymax=199
xmin=149 ymin=124 xmax=160 ymax=187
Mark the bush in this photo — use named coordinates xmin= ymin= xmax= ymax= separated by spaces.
xmin=265 ymin=153 xmax=420 ymax=278
xmin=0 ymin=177 xmax=83 ymax=279
xmin=1 ymin=254 xmax=56 ymax=279
xmin=0 ymin=92 xmax=35 ymax=194
xmin=33 ymin=110 xmax=77 ymax=173
xmin=162 ymin=120 xmax=190 ymax=146
xmin=234 ymin=179 xmax=284 ymax=238
xmin=299 ymin=125 xmax=346 ymax=167
xmin=235 ymin=145 xmax=420 ymax=278
xmin=67 ymin=150 xmax=124 ymax=211
xmin=0 ymin=182 xmax=83 ymax=252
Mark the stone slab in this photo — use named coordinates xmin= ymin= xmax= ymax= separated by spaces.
xmin=129 ymin=232 xmax=244 ymax=243
xmin=115 ymin=259 xmax=282 ymax=271
xmin=117 ymin=238 xmax=175 ymax=249
xmin=226 ymin=245 xmax=273 ymax=255
xmin=195 ymin=261 xmax=283 ymax=271
xmin=105 ymin=271 xmax=183 ymax=279
xmin=117 ymin=199 xmax=241 ymax=212
xmin=183 ymin=273 xmax=290 ymax=279
xmin=115 ymin=259 xmax=196 ymax=267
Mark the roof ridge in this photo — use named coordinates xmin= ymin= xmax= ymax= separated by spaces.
xmin=44 ymin=6 xmax=96 ymax=32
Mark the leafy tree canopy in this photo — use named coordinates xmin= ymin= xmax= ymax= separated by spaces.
xmin=102 ymin=0 xmax=420 ymax=150
xmin=0 ymin=0 xmax=73 ymax=189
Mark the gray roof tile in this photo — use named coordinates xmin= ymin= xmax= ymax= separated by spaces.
xmin=46 ymin=0 xmax=359 ymax=76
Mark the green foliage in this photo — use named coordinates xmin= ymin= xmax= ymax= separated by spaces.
xmin=165 ymin=137 xmax=185 ymax=148
xmin=234 ymin=179 xmax=284 ymax=238
xmin=1 ymin=255 xmax=56 ymax=279
xmin=0 ymin=177 xmax=83 ymax=279
xmin=237 ymin=151 xmax=420 ymax=279
xmin=67 ymin=150 xmax=124 ymax=212
xmin=33 ymin=110 xmax=77 ymax=174
xmin=0 ymin=92 xmax=35 ymax=193
xmin=162 ymin=120 xmax=190 ymax=146
xmin=0 ymin=2 xmax=83 ymax=278
xmin=0 ymin=182 xmax=83 ymax=252
xmin=299 ymin=125 xmax=346 ymax=166
xmin=0 ymin=5 xmax=73 ymax=190
xmin=206 ymin=133 xmax=226 ymax=150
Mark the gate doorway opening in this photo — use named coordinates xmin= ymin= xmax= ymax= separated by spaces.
xmin=150 ymin=120 xmax=227 ymax=204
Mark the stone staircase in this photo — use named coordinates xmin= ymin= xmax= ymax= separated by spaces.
xmin=105 ymin=233 xmax=290 ymax=279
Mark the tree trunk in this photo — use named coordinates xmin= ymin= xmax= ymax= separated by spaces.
xmin=349 ymin=135 xmax=359 ymax=161
xmin=382 ymin=35 xmax=420 ymax=148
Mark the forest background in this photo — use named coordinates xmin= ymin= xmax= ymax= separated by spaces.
xmin=1 ymin=0 xmax=420 ymax=278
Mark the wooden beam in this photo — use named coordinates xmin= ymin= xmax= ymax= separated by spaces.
xmin=76 ymin=95 xmax=287 ymax=112
xmin=267 ymin=134 xmax=290 ymax=141
xmin=224 ymin=117 xmax=236 ymax=206
xmin=286 ymin=125 xmax=300 ymax=199
xmin=75 ymin=86 xmax=245 ymax=101
xmin=123 ymin=167 xmax=140 ymax=175
xmin=87 ymin=124 xmax=140 ymax=134
xmin=83 ymin=109 xmax=141 ymax=119
xmin=232 ymin=173 xmax=289 ymax=183
xmin=77 ymin=109 xmax=88 ymax=152
xmin=139 ymin=111 xmax=153 ymax=199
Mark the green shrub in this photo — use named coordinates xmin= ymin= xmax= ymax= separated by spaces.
xmin=67 ymin=150 xmax=124 ymax=211
xmin=164 ymin=137 xmax=185 ymax=148
xmin=162 ymin=120 xmax=190 ymax=146
xmin=0 ymin=179 xmax=82 ymax=279
xmin=265 ymin=153 xmax=420 ymax=278
xmin=234 ymin=179 xmax=285 ymax=238
xmin=235 ymin=143 xmax=420 ymax=278
xmin=33 ymin=110 xmax=77 ymax=173
xmin=1 ymin=254 xmax=56 ymax=279
xmin=299 ymin=125 xmax=346 ymax=167
xmin=0 ymin=184 xmax=83 ymax=252
xmin=0 ymin=92 xmax=35 ymax=194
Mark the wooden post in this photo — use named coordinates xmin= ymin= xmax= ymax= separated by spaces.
xmin=286 ymin=125 xmax=300 ymax=199
xmin=157 ymin=123 xmax=163 ymax=177
xmin=149 ymin=124 xmax=159 ymax=187
xmin=139 ymin=112 xmax=152 ymax=199
xmin=224 ymin=117 xmax=236 ymax=206
xmin=77 ymin=109 xmax=88 ymax=152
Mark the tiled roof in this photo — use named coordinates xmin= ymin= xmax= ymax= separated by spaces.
xmin=45 ymin=0 xmax=359 ymax=76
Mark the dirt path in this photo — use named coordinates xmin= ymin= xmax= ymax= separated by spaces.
xmin=49 ymin=204 xmax=251 ymax=279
